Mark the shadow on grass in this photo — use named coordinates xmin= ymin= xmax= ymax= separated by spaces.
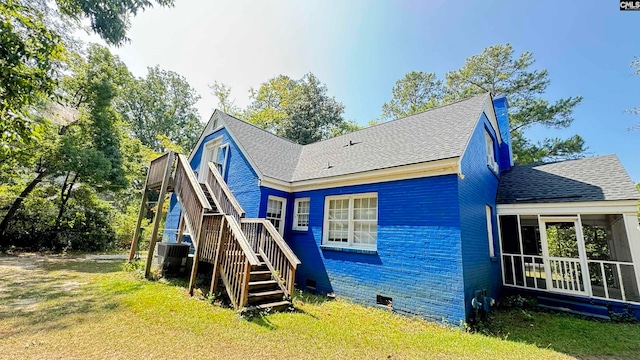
xmin=0 ymin=255 xmax=141 ymax=338
xmin=476 ymin=307 xmax=640 ymax=359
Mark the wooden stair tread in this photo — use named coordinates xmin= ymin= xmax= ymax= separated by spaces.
xmin=250 ymin=300 xmax=291 ymax=311
xmin=248 ymin=289 xmax=284 ymax=297
xmin=251 ymin=270 xmax=271 ymax=275
xmin=249 ymin=280 xmax=278 ymax=286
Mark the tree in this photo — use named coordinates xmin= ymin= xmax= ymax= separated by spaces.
xmin=0 ymin=0 xmax=65 ymax=154
xmin=445 ymin=44 xmax=584 ymax=163
xmin=55 ymin=0 xmax=174 ymax=46
xmin=382 ymin=44 xmax=585 ymax=164
xmin=117 ymin=66 xmax=203 ymax=152
xmin=627 ymin=57 xmax=640 ymax=130
xmin=0 ymin=45 xmax=131 ymax=239
xmin=209 ymin=81 xmax=241 ymax=116
xmin=1 ymin=0 xmax=173 ymax=155
xmin=381 ymin=71 xmax=443 ymax=121
xmin=244 ymin=73 xmax=346 ymax=144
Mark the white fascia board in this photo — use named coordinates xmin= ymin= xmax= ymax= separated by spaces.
xmin=260 ymin=157 xmax=460 ymax=193
xmin=497 ymin=200 xmax=639 ymax=215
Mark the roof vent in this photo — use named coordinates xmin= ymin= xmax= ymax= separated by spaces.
xmin=326 ymin=161 xmax=333 ymax=169
xmin=344 ymin=140 xmax=361 ymax=147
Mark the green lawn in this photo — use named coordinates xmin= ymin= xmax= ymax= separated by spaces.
xmin=0 ymin=255 xmax=635 ymax=359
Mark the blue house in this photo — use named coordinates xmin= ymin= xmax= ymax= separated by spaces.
xmin=161 ymin=93 xmax=640 ymax=323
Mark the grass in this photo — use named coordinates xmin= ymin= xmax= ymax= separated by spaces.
xmin=0 ymin=255 xmax=636 ymax=359
xmin=481 ymin=307 xmax=640 ymax=358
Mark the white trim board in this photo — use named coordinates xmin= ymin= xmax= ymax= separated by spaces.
xmin=497 ymin=200 xmax=639 ymax=215
xmin=259 ymin=157 xmax=460 ymax=192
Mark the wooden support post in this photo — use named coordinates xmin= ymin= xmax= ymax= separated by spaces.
xmin=240 ymin=260 xmax=251 ymax=308
xmin=288 ymin=263 xmax=296 ymax=297
xmin=128 ymin=178 xmax=149 ymax=262
xmin=145 ymin=152 xmax=175 ymax=278
xmin=188 ymin=242 xmax=200 ymax=296
xmin=176 ymin=214 xmax=185 ymax=244
xmin=210 ymin=216 xmax=226 ymax=294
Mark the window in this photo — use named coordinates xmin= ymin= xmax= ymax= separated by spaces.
xmin=293 ymin=198 xmax=310 ymax=231
xmin=199 ymin=137 xmax=222 ymax=182
xmin=266 ymin=196 xmax=286 ymax=235
xmin=486 ymin=205 xmax=495 ymax=257
xmin=217 ymin=143 xmax=229 ymax=178
xmin=323 ymin=193 xmax=377 ymax=249
xmin=485 ymin=130 xmax=498 ymax=172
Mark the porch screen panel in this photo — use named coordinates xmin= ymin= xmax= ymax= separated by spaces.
xmin=499 ymin=215 xmax=520 ymax=254
xmin=582 ymin=214 xmax=639 ymax=303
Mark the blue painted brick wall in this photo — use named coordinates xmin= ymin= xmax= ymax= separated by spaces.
xmin=458 ymin=113 xmax=503 ymax=318
xmin=165 ymin=126 xmax=261 ymax=243
xmin=492 ymin=96 xmax=513 ymax=171
xmin=281 ymin=176 xmax=466 ymax=324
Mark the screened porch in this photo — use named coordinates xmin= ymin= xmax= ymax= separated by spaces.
xmin=497 ymin=207 xmax=640 ymax=304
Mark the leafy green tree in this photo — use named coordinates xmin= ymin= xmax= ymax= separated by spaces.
xmin=0 ymin=0 xmax=65 ymax=154
xmin=383 ymin=44 xmax=585 ymax=164
xmin=0 ymin=45 xmax=131 ymax=240
xmin=244 ymin=73 xmax=346 ymax=144
xmin=381 ymin=71 xmax=443 ymax=121
xmin=210 ymin=81 xmax=241 ymax=116
xmin=1 ymin=0 xmax=173 ymax=155
xmin=445 ymin=44 xmax=584 ymax=163
xmin=117 ymin=66 xmax=203 ymax=152
xmin=55 ymin=0 xmax=174 ymax=46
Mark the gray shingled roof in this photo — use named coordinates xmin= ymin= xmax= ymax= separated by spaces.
xmin=218 ymin=112 xmax=303 ymax=181
xmin=218 ymin=93 xmax=490 ymax=182
xmin=497 ymin=155 xmax=640 ymax=204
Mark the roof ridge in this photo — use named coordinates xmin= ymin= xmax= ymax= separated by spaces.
xmin=513 ymin=154 xmax=619 ymax=168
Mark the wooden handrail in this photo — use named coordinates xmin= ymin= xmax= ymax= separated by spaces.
xmin=206 ymin=162 xmax=245 ymax=221
xmin=241 ymin=218 xmax=301 ymax=267
xmin=241 ymin=218 xmax=300 ymax=298
xmin=178 ymin=154 xmax=211 ymax=210
xmin=226 ymin=215 xmax=260 ymax=266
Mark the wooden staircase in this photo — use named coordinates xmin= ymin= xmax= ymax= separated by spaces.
xmin=129 ymin=151 xmax=301 ymax=311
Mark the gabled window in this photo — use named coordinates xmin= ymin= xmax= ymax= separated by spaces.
xmin=485 ymin=130 xmax=499 ymax=173
xmin=293 ymin=198 xmax=310 ymax=231
xmin=323 ymin=193 xmax=377 ymax=249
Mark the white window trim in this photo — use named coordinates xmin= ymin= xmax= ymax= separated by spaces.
xmin=486 ymin=205 xmax=495 ymax=257
xmin=322 ymin=192 xmax=378 ymax=250
xmin=266 ymin=195 xmax=287 ymax=236
xmin=219 ymin=143 xmax=230 ymax=178
xmin=485 ymin=130 xmax=498 ymax=173
xmin=292 ymin=198 xmax=310 ymax=231
xmin=199 ymin=136 xmax=223 ymax=182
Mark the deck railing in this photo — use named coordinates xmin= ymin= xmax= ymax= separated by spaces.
xmin=241 ymin=218 xmax=301 ymax=297
xmin=147 ymin=152 xmax=172 ymax=188
xmin=205 ymin=162 xmax=245 ymax=223
xmin=173 ymin=154 xmax=211 ymax=246
xmin=587 ymin=259 xmax=639 ymax=302
xmin=214 ymin=214 xmax=260 ymax=309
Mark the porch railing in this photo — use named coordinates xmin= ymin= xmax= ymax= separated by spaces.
xmin=549 ymin=257 xmax=585 ymax=293
xmin=147 ymin=152 xmax=172 ymax=188
xmin=173 ymin=154 xmax=212 ymax=244
xmin=214 ymin=214 xmax=261 ymax=309
xmin=205 ymin=162 xmax=245 ymax=223
xmin=241 ymin=218 xmax=301 ymax=298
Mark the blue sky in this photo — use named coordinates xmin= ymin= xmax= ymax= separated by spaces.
xmin=105 ymin=0 xmax=640 ymax=181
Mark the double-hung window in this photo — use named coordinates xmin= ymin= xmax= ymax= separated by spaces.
xmin=293 ymin=198 xmax=310 ymax=231
xmin=323 ymin=193 xmax=377 ymax=249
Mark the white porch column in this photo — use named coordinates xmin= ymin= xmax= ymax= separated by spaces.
xmin=623 ymin=213 xmax=640 ymax=296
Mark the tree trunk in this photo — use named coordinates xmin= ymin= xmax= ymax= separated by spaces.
xmin=0 ymin=171 xmax=48 ymax=241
